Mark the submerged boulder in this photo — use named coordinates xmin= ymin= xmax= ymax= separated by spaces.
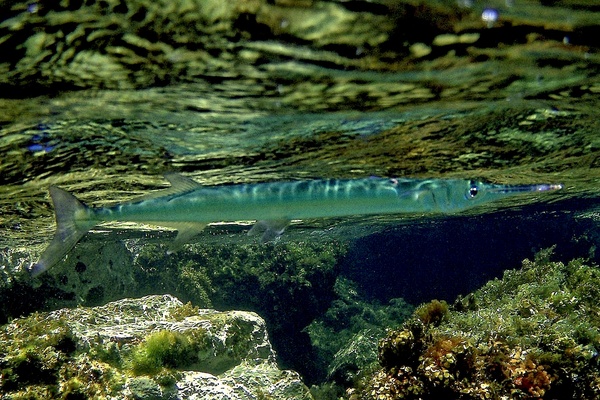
xmin=0 ymin=294 xmax=312 ymax=399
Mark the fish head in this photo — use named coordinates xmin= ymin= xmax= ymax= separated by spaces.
xmin=454 ymin=180 xmax=563 ymax=210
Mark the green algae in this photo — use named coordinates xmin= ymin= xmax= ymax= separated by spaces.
xmin=130 ymin=330 xmax=197 ymax=375
xmin=134 ymin=240 xmax=344 ymax=363
xmin=356 ymin=248 xmax=600 ymax=399
xmin=307 ymin=277 xmax=414 ymax=392
xmin=134 ymin=239 xmax=345 ymax=319
xmin=169 ymin=301 xmax=201 ymax=322
xmin=132 ymin=244 xmax=215 ymax=308
xmin=0 ymin=239 xmax=345 ymax=397
xmin=0 ymin=312 xmax=125 ymax=399
xmin=126 ymin=307 xmax=260 ymax=377
xmin=0 ymin=313 xmax=76 ymax=393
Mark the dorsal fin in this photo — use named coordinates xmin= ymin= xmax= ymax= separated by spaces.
xmin=134 ymin=173 xmax=203 ymax=202
xmin=163 ymin=173 xmax=203 ymax=192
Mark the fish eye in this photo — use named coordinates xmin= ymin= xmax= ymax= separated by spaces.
xmin=467 ymin=181 xmax=479 ymax=199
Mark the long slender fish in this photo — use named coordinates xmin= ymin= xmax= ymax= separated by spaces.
xmin=30 ymin=174 xmax=562 ymax=276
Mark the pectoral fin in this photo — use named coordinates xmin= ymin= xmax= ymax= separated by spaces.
xmin=248 ymin=220 xmax=290 ymax=242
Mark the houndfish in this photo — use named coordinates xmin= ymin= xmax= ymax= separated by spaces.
xmin=30 ymin=174 xmax=562 ymax=276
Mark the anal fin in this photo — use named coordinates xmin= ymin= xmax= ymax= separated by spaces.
xmin=248 ymin=220 xmax=290 ymax=242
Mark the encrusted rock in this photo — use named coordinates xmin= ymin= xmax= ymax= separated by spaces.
xmin=0 ymin=294 xmax=312 ymax=399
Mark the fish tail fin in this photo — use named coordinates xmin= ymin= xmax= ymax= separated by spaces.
xmin=29 ymin=186 xmax=96 ymax=277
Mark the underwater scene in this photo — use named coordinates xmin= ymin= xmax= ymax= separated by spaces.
xmin=1 ymin=0 xmax=599 ymax=399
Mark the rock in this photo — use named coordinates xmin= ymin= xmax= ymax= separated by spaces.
xmin=177 ymin=362 xmax=312 ymax=400
xmin=0 ymin=294 xmax=312 ymax=399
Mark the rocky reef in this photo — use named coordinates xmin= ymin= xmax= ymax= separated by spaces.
xmin=0 ymin=294 xmax=312 ymax=399
xmin=0 ymin=239 xmax=345 ymax=385
xmin=354 ymin=248 xmax=600 ymax=399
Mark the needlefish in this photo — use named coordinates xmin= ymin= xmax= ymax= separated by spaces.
xmin=30 ymin=174 xmax=562 ymax=276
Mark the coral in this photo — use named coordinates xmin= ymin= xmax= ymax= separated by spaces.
xmin=354 ymin=249 xmax=600 ymax=399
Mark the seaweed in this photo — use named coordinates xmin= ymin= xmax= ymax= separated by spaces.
xmin=355 ymin=249 xmax=600 ymax=399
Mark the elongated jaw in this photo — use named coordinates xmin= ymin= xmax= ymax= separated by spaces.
xmin=487 ymin=183 xmax=563 ymax=194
